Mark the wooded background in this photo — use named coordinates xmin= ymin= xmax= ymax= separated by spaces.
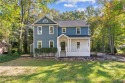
xmin=0 ymin=0 xmax=125 ymax=54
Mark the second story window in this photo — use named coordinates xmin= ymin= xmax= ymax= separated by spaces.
xmin=49 ymin=40 xmax=54 ymax=48
xmin=76 ymin=27 xmax=81 ymax=35
xmin=37 ymin=26 xmax=42 ymax=35
xmin=49 ymin=26 xmax=54 ymax=34
xmin=62 ymin=27 xmax=66 ymax=33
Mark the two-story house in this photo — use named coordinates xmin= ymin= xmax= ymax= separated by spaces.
xmin=32 ymin=15 xmax=90 ymax=57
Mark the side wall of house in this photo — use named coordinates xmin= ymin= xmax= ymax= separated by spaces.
xmin=34 ymin=25 xmax=58 ymax=49
xmin=58 ymin=27 xmax=89 ymax=36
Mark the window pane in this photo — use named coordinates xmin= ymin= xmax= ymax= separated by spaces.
xmin=38 ymin=42 xmax=42 ymax=49
xmin=62 ymin=28 xmax=66 ymax=33
xmin=77 ymin=28 xmax=80 ymax=34
xmin=50 ymin=41 xmax=53 ymax=48
xmin=50 ymin=27 xmax=54 ymax=34
xmin=38 ymin=27 xmax=42 ymax=34
xmin=77 ymin=42 xmax=80 ymax=49
xmin=38 ymin=45 xmax=41 ymax=49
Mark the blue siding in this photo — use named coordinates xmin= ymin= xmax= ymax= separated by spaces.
xmin=58 ymin=27 xmax=88 ymax=36
xmin=34 ymin=25 xmax=58 ymax=48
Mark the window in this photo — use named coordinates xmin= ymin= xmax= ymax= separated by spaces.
xmin=37 ymin=26 xmax=42 ymax=35
xmin=49 ymin=26 xmax=54 ymax=34
xmin=76 ymin=27 xmax=81 ymax=35
xmin=43 ymin=19 xmax=48 ymax=23
xmin=49 ymin=40 xmax=54 ymax=48
xmin=77 ymin=42 xmax=80 ymax=49
xmin=37 ymin=41 xmax=42 ymax=49
xmin=62 ymin=27 xmax=66 ymax=33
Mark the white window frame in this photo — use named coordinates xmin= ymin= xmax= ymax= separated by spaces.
xmin=62 ymin=27 xmax=66 ymax=33
xmin=77 ymin=42 xmax=80 ymax=49
xmin=49 ymin=40 xmax=54 ymax=48
xmin=37 ymin=26 xmax=42 ymax=35
xmin=76 ymin=27 xmax=81 ymax=35
xmin=37 ymin=41 xmax=42 ymax=49
xmin=49 ymin=26 xmax=54 ymax=34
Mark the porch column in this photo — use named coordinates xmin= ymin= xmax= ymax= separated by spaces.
xmin=88 ymin=39 xmax=90 ymax=52
xmin=70 ymin=39 xmax=71 ymax=52
xmin=57 ymin=37 xmax=60 ymax=57
xmin=68 ymin=39 xmax=69 ymax=52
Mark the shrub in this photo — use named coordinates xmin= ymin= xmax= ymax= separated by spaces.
xmin=35 ymin=48 xmax=57 ymax=54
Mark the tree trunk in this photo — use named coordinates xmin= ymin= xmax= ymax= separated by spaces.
xmin=18 ymin=0 xmax=24 ymax=53
xmin=109 ymin=27 xmax=114 ymax=54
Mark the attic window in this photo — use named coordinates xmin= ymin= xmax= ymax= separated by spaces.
xmin=43 ymin=19 xmax=48 ymax=23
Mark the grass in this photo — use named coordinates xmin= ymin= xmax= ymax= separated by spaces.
xmin=0 ymin=57 xmax=125 ymax=83
xmin=0 ymin=53 xmax=20 ymax=63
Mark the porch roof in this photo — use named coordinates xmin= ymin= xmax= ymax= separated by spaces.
xmin=58 ymin=34 xmax=90 ymax=39
xmin=67 ymin=35 xmax=90 ymax=37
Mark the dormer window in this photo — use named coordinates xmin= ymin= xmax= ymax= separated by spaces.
xmin=76 ymin=27 xmax=81 ymax=35
xmin=43 ymin=19 xmax=48 ymax=23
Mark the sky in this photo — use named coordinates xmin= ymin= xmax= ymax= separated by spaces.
xmin=48 ymin=0 xmax=99 ymax=13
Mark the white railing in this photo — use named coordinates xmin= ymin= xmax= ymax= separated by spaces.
xmin=65 ymin=46 xmax=67 ymax=56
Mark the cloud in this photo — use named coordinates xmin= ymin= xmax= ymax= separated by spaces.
xmin=64 ymin=3 xmax=77 ymax=8
xmin=77 ymin=8 xmax=85 ymax=12
xmin=56 ymin=0 xmax=96 ymax=8
xmin=56 ymin=0 xmax=96 ymax=4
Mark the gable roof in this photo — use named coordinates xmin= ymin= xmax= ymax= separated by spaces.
xmin=33 ymin=15 xmax=57 ymax=25
xmin=56 ymin=20 xmax=89 ymax=27
xmin=32 ymin=15 xmax=89 ymax=27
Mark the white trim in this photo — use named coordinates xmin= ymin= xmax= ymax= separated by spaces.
xmin=49 ymin=40 xmax=54 ymax=48
xmin=57 ymin=34 xmax=69 ymax=39
xmin=76 ymin=27 xmax=81 ymax=35
xmin=49 ymin=26 xmax=54 ymax=34
xmin=33 ymin=15 xmax=57 ymax=25
xmin=88 ymin=26 xmax=91 ymax=35
xmin=37 ymin=41 xmax=42 ymax=48
xmin=32 ymin=24 xmax=58 ymax=26
xmin=70 ymin=39 xmax=71 ymax=52
xmin=37 ymin=26 xmax=42 ymax=35
xmin=62 ymin=27 xmax=66 ymax=33
xmin=70 ymin=37 xmax=90 ymax=39
xmin=59 ymin=25 xmax=90 ymax=27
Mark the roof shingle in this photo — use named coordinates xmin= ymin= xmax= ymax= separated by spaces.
xmin=56 ymin=20 xmax=88 ymax=27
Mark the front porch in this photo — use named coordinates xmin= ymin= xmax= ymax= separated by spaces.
xmin=57 ymin=34 xmax=90 ymax=57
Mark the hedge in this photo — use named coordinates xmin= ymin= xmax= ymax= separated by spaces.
xmin=35 ymin=48 xmax=57 ymax=54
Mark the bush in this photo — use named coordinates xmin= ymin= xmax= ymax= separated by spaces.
xmin=35 ymin=48 xmax=57 ymax=54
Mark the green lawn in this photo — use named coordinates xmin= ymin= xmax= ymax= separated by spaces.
xmin=0 ymin=57 xmax=125 ymax=83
